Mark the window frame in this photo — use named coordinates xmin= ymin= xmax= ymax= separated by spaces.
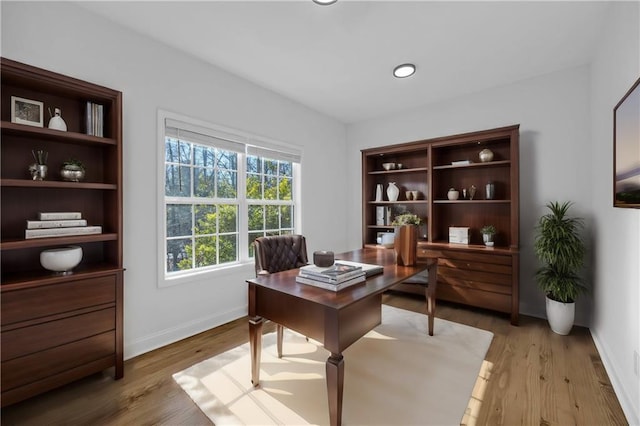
xmin=157 ymin=110 xmax=302 ymax=288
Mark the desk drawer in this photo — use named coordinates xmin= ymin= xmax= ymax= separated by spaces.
xmin=1 ymin=275 xmax=116 ymax=326
xmin=420 ymin=248 xmax=512 ymax=265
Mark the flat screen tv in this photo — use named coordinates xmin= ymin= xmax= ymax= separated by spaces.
xmin=614 ymin=77 xmax=640 ymax=208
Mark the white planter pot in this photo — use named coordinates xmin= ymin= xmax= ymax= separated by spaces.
xmin=545 ymin=296 xmax=575 ymax=335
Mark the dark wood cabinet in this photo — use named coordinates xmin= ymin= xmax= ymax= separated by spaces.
xmin=0 ymin=58 xmax=124 ymax=406
xmin=362 ymin=125 xmax=519 ymax=324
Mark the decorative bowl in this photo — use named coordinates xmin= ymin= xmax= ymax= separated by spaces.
xmin=382 ymin=163 xmax=396 ymax=171
xmin=60 ymin=166 xmax=85 ymax=182
xmin=40 ymin=246 xmax=83 ymax=274
xmin=447 ymin=189 xmax=460 ymax=200
xmin=313 ymin=250 xmax=335 ymax=267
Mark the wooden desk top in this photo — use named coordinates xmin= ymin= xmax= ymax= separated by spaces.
xmin=246 ymin=248 xmax=430 ymax=310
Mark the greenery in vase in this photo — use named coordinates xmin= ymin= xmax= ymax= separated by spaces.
xmin=392 ymin=213 xmax=422 ymax=226
xmin=480 ymin=225 xmax=496 ymax=235
xmin=62 ymin=158 xmax=85 ymax=170
xmin=534 ymin=201 xmax=586 ymax=303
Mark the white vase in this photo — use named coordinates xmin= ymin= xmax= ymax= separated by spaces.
xmin=375 ymin=184 xmax=383 ymax=201
xmin=48 ymin=107 xmax=67 ymax=131
xmin=545 ymin=296 xmax=575 ymax=335
xmin=387 ymin=182 xmax=399 ymax=202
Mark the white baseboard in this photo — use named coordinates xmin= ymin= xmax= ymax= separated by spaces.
xmin=591 ymin=329 xmax=640 ymax=426
xmin=124 ymin=305 xmax=247 ymax=360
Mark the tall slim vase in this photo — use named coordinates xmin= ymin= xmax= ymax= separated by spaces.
xmin=394 ymin=225 xmax=418 ymax=266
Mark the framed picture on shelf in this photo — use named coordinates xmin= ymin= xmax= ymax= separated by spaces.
xmin=11 ymin=96 xmax=44 ymax=127
xmin=613 ymin=77 xmax=640 ymax=208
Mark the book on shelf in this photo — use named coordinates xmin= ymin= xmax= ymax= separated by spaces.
xmin=25 ymin=226 xmax=102 ymax=239
xmin=38 ymin=212 xmax=82 ymax=220
xmin=299 ymin=262 xmax=364 ymax=282
xmin=295 ymin=274 xmax=366 ymax=291
xmin=85 ymin=101 xmax=104 ymax=137
xmin=451 ymin=160 xmax=472 ymax=166
xmin=26 ymin=219 xmax=87 ymax=229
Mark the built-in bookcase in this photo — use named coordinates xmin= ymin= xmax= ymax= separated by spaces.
xmin=0 ymin=58 xmax=124 ymax=406
xmin=362 ymin=125 xmax=520 ymax=324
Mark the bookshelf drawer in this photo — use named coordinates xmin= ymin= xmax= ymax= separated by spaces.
xmin=1 ymin=275 xmax=116 ymax=326
xmin=1 ymin=331 xmax=115 ymax=392
xmin=1 ymin=308 xmax=115 ymax=361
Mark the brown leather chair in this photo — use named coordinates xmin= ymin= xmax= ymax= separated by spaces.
xmin=253 ymin=234 xmax=309 ymax=357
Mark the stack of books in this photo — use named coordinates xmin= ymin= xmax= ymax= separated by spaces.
xmin=25 ymin=212 xmax=102 ymax=239
xmin=296 ymin=262 xmax=366 ymax=291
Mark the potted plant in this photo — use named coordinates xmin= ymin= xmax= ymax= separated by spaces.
xmin=60 ymin=158 xmax=86 ymax=182
xmin=480 ymin=225 xmax=496 ymax=247
xmin=534 ymin=201 xmax=586 ymax=335
xmin=392 ymin=213 xmax=422 ymax=266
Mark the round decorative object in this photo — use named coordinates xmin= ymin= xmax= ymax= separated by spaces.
xmin=40 ymin=246 xmax=83 ymax=274
xmin=60 ymin=166 xmax=85 ymax=182
xmin=382 ymin=163 xmax=396 ymax=171
xmin=48 ymin=107 xmax=67 ymax=131
xmin=479 ymin=148 xmax=494 ymax=163
xmin=313 ymin=250 xmax=334 ymax=267
xmin=447 ymin=189 xmax=459 ymax=200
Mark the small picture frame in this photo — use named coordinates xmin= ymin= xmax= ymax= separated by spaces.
xmin=11 ymin=96 xmax=44 ymax=127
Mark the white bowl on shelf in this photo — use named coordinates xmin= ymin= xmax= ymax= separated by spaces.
xmin=382 ymin=163 xmax=396 ymax=171
xmin=40 ymin=246 xmax=83 ymax=274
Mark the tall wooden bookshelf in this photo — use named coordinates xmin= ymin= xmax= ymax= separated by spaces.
xmin=0 ymin=58 xmax=124 ymax=406
xmin=362 ymin=125 xmax=520 ymax=324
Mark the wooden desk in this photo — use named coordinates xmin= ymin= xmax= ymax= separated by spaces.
xmin=247 ymin=248 xmax=437 ymax=426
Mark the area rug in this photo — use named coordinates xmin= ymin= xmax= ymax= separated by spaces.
xmin=173 ymin=305 xmax=493 ymax=425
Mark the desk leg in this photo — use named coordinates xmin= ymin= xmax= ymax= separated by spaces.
xmin=249 ymin=316 xmax=263 ymax=387
xmin=326 ymin=352 xmax=344 ymax=426
xmin=276 ymin=324 xmax=284 ymax=358
xmin=426 ymin=262 xmax=438 ymax=336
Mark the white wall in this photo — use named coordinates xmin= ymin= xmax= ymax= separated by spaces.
xmin=346 ymin=65 xmax=593 ymax=324
xmin=589 ymin=2 xmax=639 ymax=424
xmin=1 ymin=2 xmax=349 ymax=358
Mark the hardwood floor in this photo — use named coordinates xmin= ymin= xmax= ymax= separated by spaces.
xmin=2 ymin=292 xmax=628 ymax=425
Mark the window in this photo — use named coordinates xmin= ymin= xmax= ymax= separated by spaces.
xmin=159 ymin=113 xmax=301 ymax=283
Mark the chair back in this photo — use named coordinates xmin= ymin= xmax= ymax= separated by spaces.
xmin=254 ymin=235 xmax=308 ymax=275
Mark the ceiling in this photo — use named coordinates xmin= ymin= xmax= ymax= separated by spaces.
xmin=76 ymin=1 xmax=610 ymax=124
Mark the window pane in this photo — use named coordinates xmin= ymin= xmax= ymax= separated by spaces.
xmin=165 ymin=165 xmax=191 ymax=197
xmin=264 ymin=159 xmax=278 ymax=175
xmin=280 ymin=205 xmax=292 ymax=228
xmin=248 ymin=205 xmax=264 ymax=231
xmin=246 ymin=174 xmax=262 ymax=199
xmin=219 ymin=234 xmax=238 ymax=263
xmin=165 ymin=138 xmax=191 ymax=164
xmin=217 ymin=150 xmax=237 ymax=170
xmin=266 ymin=205 xmax=279 ymax=229
xmin=195 ymin=236 xmax=217 ymax=268
xmin=264 ymin=176 xmax=277 ymax=200
xmin=248 ymin=232 xmax=262 ymax=257
xmin=194 ymin=204 xmax=216 ymax=235
xmin=218 ymin=204 xmax=238 ymax=233
xmin=167 ymin=238 xmax=192 ymax=272
xmin=167 ymin=204 xmax=192 ymax=237
xmin=247 ymin=155 xmax=261 ymax=173
xmin=194 ymin=145 xmax=215 ymax=167
xmin=279 ymin=161 xmax=292 ymax=177
xmin=279 ymin=177 xmax=292 ymax=200
xmin=194 ymin=167 xmax=215 ymax=198
xmin=217 ymin=170 xmax=237 ymax=198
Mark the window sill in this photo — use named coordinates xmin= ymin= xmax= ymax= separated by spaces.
xmin=159 ymin=261 xmax=255 ymax=288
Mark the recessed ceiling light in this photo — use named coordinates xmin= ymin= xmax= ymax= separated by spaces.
xmin=312 ymin=0 xmax=337 ymax=5
xmin=393 ymin=63 xmax=416 ymax=78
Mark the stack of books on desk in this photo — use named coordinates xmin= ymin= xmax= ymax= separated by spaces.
xmin=297 ymin=263 xmax=366 ymax=291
